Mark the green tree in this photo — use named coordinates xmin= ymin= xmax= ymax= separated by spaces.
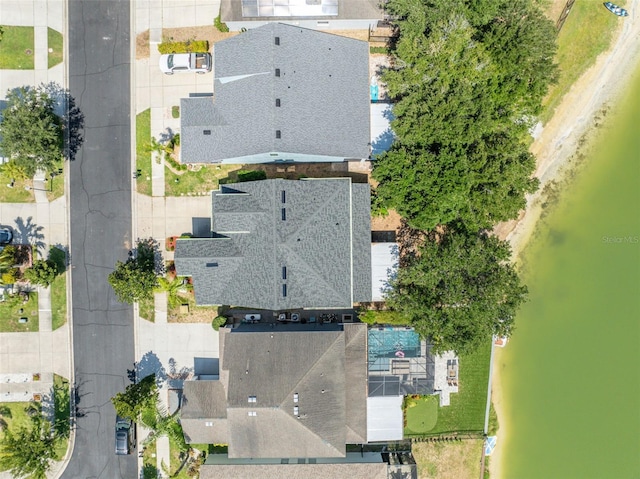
xmin=24 ymin=259 xmax=57 ymax=287
xmin=0 ymin=411 xmax=58 ymax=479
xmin=108 ymin=239 xmax=159 ymax=304
xmin=157 ymin=276 xmax=187 ymax=309
xmin=386 ymin=228 xmax=527 ymax=354
xmin=111 ymin=374 xmax=158 ymax=422
xmin=0 ymin=86 xmax=63 ymax=177
xmin=373 ymin=0 xmax=555 ymax=231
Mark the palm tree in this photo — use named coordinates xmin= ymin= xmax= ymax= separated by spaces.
xmin=157 ymin=276 xmax=188 ymax=310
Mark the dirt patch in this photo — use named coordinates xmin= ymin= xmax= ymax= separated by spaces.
xmin=412 ymin=440 xmax=483 ymax=479
xmin=544 ymin=0 xmax=572 ymax=24
xmin=371 ymin=209 xmax=402 ymax=232
xmin=168 ymin=303 xmax=218 ymax=324
xmin=136 ymin=29 xmax=149 ymax=59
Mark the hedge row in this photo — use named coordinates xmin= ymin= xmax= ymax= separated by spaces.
xmin=158 ymin=40 xmax=209 ymax=54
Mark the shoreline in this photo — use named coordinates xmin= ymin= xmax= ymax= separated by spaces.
xmin=489 ymin=3 xmax=640 ymax=477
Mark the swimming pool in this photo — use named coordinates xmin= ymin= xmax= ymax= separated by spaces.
xmin=368 ymin=327 xmax=421 ymax=359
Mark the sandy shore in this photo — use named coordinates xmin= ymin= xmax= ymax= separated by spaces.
xmin=489 ymin=2 xmax=640 ymax=477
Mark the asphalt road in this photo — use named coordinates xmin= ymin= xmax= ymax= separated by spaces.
xmin=63 ymin=1 xmax=137 ymax=477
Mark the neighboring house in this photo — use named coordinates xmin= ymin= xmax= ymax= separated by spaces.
xmin=220 ymin=0 xmax=386 ymax=32
xmin=180 ymin=23 xmax=370 ymax=164
xmin=173 ymin=178 xmax=372 ymax=310
xmin=181 ymin=323 xmax=368 ymax=457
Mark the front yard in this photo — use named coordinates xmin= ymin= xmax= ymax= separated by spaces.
xmin=0 ymin=289 xmax=39 ymax=332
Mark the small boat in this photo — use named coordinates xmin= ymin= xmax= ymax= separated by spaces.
xmin=604 ymin=2 xmax=629 ymax=16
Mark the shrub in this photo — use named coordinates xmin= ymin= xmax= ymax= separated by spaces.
xmin=214 ymin=15 xmax=229 ymax=33
xmin=1 ymin=268 xmax=19 ymax=285
xmin=157 ymin=40 xmax=209 ymax=54
xmin=212 ymin=316 xmax=227 ymax=331
xmin=370 ymin=46 xmax=388 ymax=54
xmin=24 ymin=259 xmax=57 ymax=287
xmin=171 ymin=106 xmax=180 ymax=119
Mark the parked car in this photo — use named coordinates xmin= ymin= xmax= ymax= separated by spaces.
xmin=0 ymin=227 xmax=12 ymax=245
xmin=159 ymin=53 xmax=212 ymax=75
xmin=115 ymin=416 xmax=134 ymax=455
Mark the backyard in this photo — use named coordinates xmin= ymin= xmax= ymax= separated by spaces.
xmin=412 ymin=439 xmax=483 ymax=479
xmin=403 ymin=341 xmax=491 ymax=436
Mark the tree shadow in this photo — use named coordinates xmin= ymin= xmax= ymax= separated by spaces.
xmin=12 ymin=216 xmax=46 ymax=254
xmin=136 ymin=351 xmax=167 ymax=388
xmin=133 ymin=238 xmax=165 ymax=276
xmin=49 ymin=243 xmax=69 ymax=274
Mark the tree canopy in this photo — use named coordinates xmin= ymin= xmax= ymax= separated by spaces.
xmin=0 ymin=86 xmax=63 ymax=177
xmin=0 ymin=411 xmax=58 ymax=479
xmin=111 ymin=374 xmax=158 ymax=422
xmin=373 ymin=0 xmax=556 ymax=231
xmin=108 ymin=239 xmax=159 ymax=304
xmin=385 ymin=227 xmax=527 ymax=355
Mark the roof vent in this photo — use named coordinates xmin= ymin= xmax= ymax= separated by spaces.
xmin=293 ymin=393 xmax=299 ymax=403
xmin=276 ymin=98 xmax=281 ymax=107
xmin=275 ymin=36 xmax=280 ymax=45
xmin=281 ymin=208 xmax=286 ymax=220
xmin=276 ymin=130 xmax=281 ymax=139
xmin=248 ymin=396 xmax=257 ymax=403
xmin=248 ymin=411 xmax=257 ymax=417
xmin=206 ymin=262 xmax=218 ymax=267
xmin=203 ymin=130 xmax=211 ymax=135
xmin=293 ymin=406 xmax=299 ymax=416
xmin=282 ymin=284 xmax=287 ymax=297
xmin=275 ymin=68 xmax=280 ymax=77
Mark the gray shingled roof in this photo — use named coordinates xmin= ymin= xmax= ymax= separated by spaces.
xmin=180 ymin=325 xmax=369 ymax=459
xmin=181 ymin=23 xmax=370 ymax=163
xmin=181 ymin=381 xmax=228 ymax=444
xmin=221 ymin=0 xmax=385 ymax=23
xmin=200 ymin=462 xmax=389 ymax=479
xmin=174 ymin=178 xmax=372 ymax=310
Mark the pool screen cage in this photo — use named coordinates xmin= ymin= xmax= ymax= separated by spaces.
xmin=367 ymin=327 xmax=436 ymax=397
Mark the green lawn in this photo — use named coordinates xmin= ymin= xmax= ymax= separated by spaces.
xmin=52 ymin=374 xmax=70 ymax=459
xmin=0 ymin=402 xmax=33 ymax=442
xmin=47 ymin=28 xmax=63 ymax=68
xmin=136 ymin=109 xmax=152 ymax=196
xmin=540 ymin=2 xmax=621 ymax=124
xmin=428 ymin=341 xmax=491 ymax=435
xmin=51 ymin=274 xmax=67 ymax=330
xmin=359 ymin=309 xmax=411 ymax=326
xmin=0 ymin=291 xmax=39 ymax=332
xmin=142 ymin=440 xmax=158 ymax=479
xmin=139 ymin=295 xmax=155 ymax=322
xmin=46 ymin=165 xmax=66 ymax=202
xmin=164 ymin=164 xmax=241 ymax=196
xmin=0 ymin=26 xmax=34 ymax=69
xmin=0 ymin=170 xmax=34 ymax=203
xmin=405 ymin=395 xmax=439 ymax=435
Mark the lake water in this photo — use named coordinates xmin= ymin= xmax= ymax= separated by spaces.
xmin=499 ymin=66 xmax=640 ymax=478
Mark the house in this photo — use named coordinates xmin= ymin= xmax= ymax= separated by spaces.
xmin=180 ymin=23 xmax=370 ymax=164
xmin=220 ymin=0 xmax=386 ymax=32
xmin=173 ymin=178 xmax=372 ymax=310
xmin=181 ymin=323 xmax=368 ymax=457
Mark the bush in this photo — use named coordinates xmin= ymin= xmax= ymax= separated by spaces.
xmin=24 ymin=259 xmax=57 ymax=287
xmin=1 ymin=268 xmax=19 ymax=285
xmin=171 ymin=106 xmax=180 ymax=119
xmin=370 ymin=46 xmax=388 ymax=54
xmin=157 ymin=40 xmax=209 ymax=54
xmin=214 ymin=15 xmax=229 ymax=33
xmin=211 ymin=316 xmax=227 ymax=331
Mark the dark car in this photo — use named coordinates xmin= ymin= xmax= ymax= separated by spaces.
xmin=0 ymin=227 xmax=12 ymax=245
xmin=115 ymin=416 xmax=134 ymax=455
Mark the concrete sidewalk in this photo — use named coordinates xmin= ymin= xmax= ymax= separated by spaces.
xmin=0 ymin=0 xmax=65 ymax=92
xmin=132 ymin=1 xmax=222 ymax=475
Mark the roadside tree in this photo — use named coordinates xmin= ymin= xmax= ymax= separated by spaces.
xmin=108 ymin=238 xmax=160 ymax=304
xmin=386 ymin=227 xmax=527 ymax=354
xmin=111 ymin=373 xmax=158 ymax=422
xmin=0 ymin=86 xmax=63 ymax=177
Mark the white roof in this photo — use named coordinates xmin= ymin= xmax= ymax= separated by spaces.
xmin=367 ymin=395 xmax=404 ymax=442
xmin=371 ymin=243 xmax=398 ymax=301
